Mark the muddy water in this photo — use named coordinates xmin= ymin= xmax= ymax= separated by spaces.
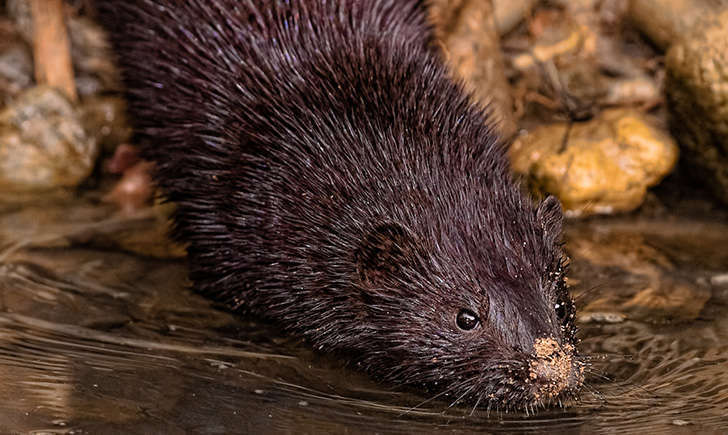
xmin=0 ymin=198 xmax=726 ymax=434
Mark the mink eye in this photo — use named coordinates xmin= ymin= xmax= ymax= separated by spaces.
xmin=555 ymin=297 xmax=573 ymax=324
xmin=456 ymin=309 xmax=479 ymax=331
xmin=554 ymin=301 xmax=567 ymax=320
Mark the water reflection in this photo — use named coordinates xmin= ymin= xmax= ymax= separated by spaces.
xmin=0 ymin=198 xmax=726 ymax=433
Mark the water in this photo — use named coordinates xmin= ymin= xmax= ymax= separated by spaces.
xmin=0 ymin=198 xmax=726 ymax=433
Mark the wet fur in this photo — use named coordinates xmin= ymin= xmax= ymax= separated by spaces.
xmin=96 ymin=0 xmax=579 ymax=409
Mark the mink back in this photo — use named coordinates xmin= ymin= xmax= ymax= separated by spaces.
xmin=97 ymin=0 xmax=583 ymax=409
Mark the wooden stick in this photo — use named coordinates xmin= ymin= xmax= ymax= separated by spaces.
xmin=29 ymin=0 xmax=77 ymax=102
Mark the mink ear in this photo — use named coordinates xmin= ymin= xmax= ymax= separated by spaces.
xmin=536 ymin=195 xmax=563 ymax=241
xmin=355 ymin=223 xmax=418 ymax=287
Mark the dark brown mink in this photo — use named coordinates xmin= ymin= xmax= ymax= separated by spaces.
xmin=95 ymin=0 xmax=584 ymax=410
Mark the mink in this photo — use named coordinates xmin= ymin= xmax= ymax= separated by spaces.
xmin=96 ymin=0 xmax=584 ymax=409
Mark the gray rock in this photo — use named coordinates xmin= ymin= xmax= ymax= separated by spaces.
xmin=0 ymin=86 xmax=98 ymax=195
xmin=666 ymin=10 xmax=728 ymax=205
xmin=0 ymin=41 xmax=33 ymax=101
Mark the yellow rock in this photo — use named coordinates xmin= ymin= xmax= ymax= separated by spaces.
xmin=510 ymin=109 xmax=678 ymax=216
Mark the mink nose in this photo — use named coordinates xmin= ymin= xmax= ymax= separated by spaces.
xmin=526 ymin=337 xmax=584 ymax=401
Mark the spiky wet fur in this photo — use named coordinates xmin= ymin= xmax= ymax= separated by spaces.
xmin=97 ymin=0 xmax=581 ymax=410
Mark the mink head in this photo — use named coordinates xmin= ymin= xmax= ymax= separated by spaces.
xmin=341 ymin=192 xmax=583 ymax=410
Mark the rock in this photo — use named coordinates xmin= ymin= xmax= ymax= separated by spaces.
xmin=665 ymin=10 xmax=728 ymax=206
xmin=629 ymin=0 xmax=724 ymax=50
xmin=510 ymin=109 xmax=679 ymax=216
xmin=711 ymin=274 xmax=728 ymax=287
xmin=5 ymin=0 xmax=33 ymax=44
xmin=0 ymin=43 xmax=33 ymax=100
xmin=603 ymin=75 xmax=660 ymax=108
xmin=0 ymin=18 xmax=33 ymax=102
xmin=493 ymin=0 xmax=536 ymax=36
xmin=0 ymin=86 xmax=98 ymax=195
xmin=577 ymin=312 xmax=625 ymax=324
